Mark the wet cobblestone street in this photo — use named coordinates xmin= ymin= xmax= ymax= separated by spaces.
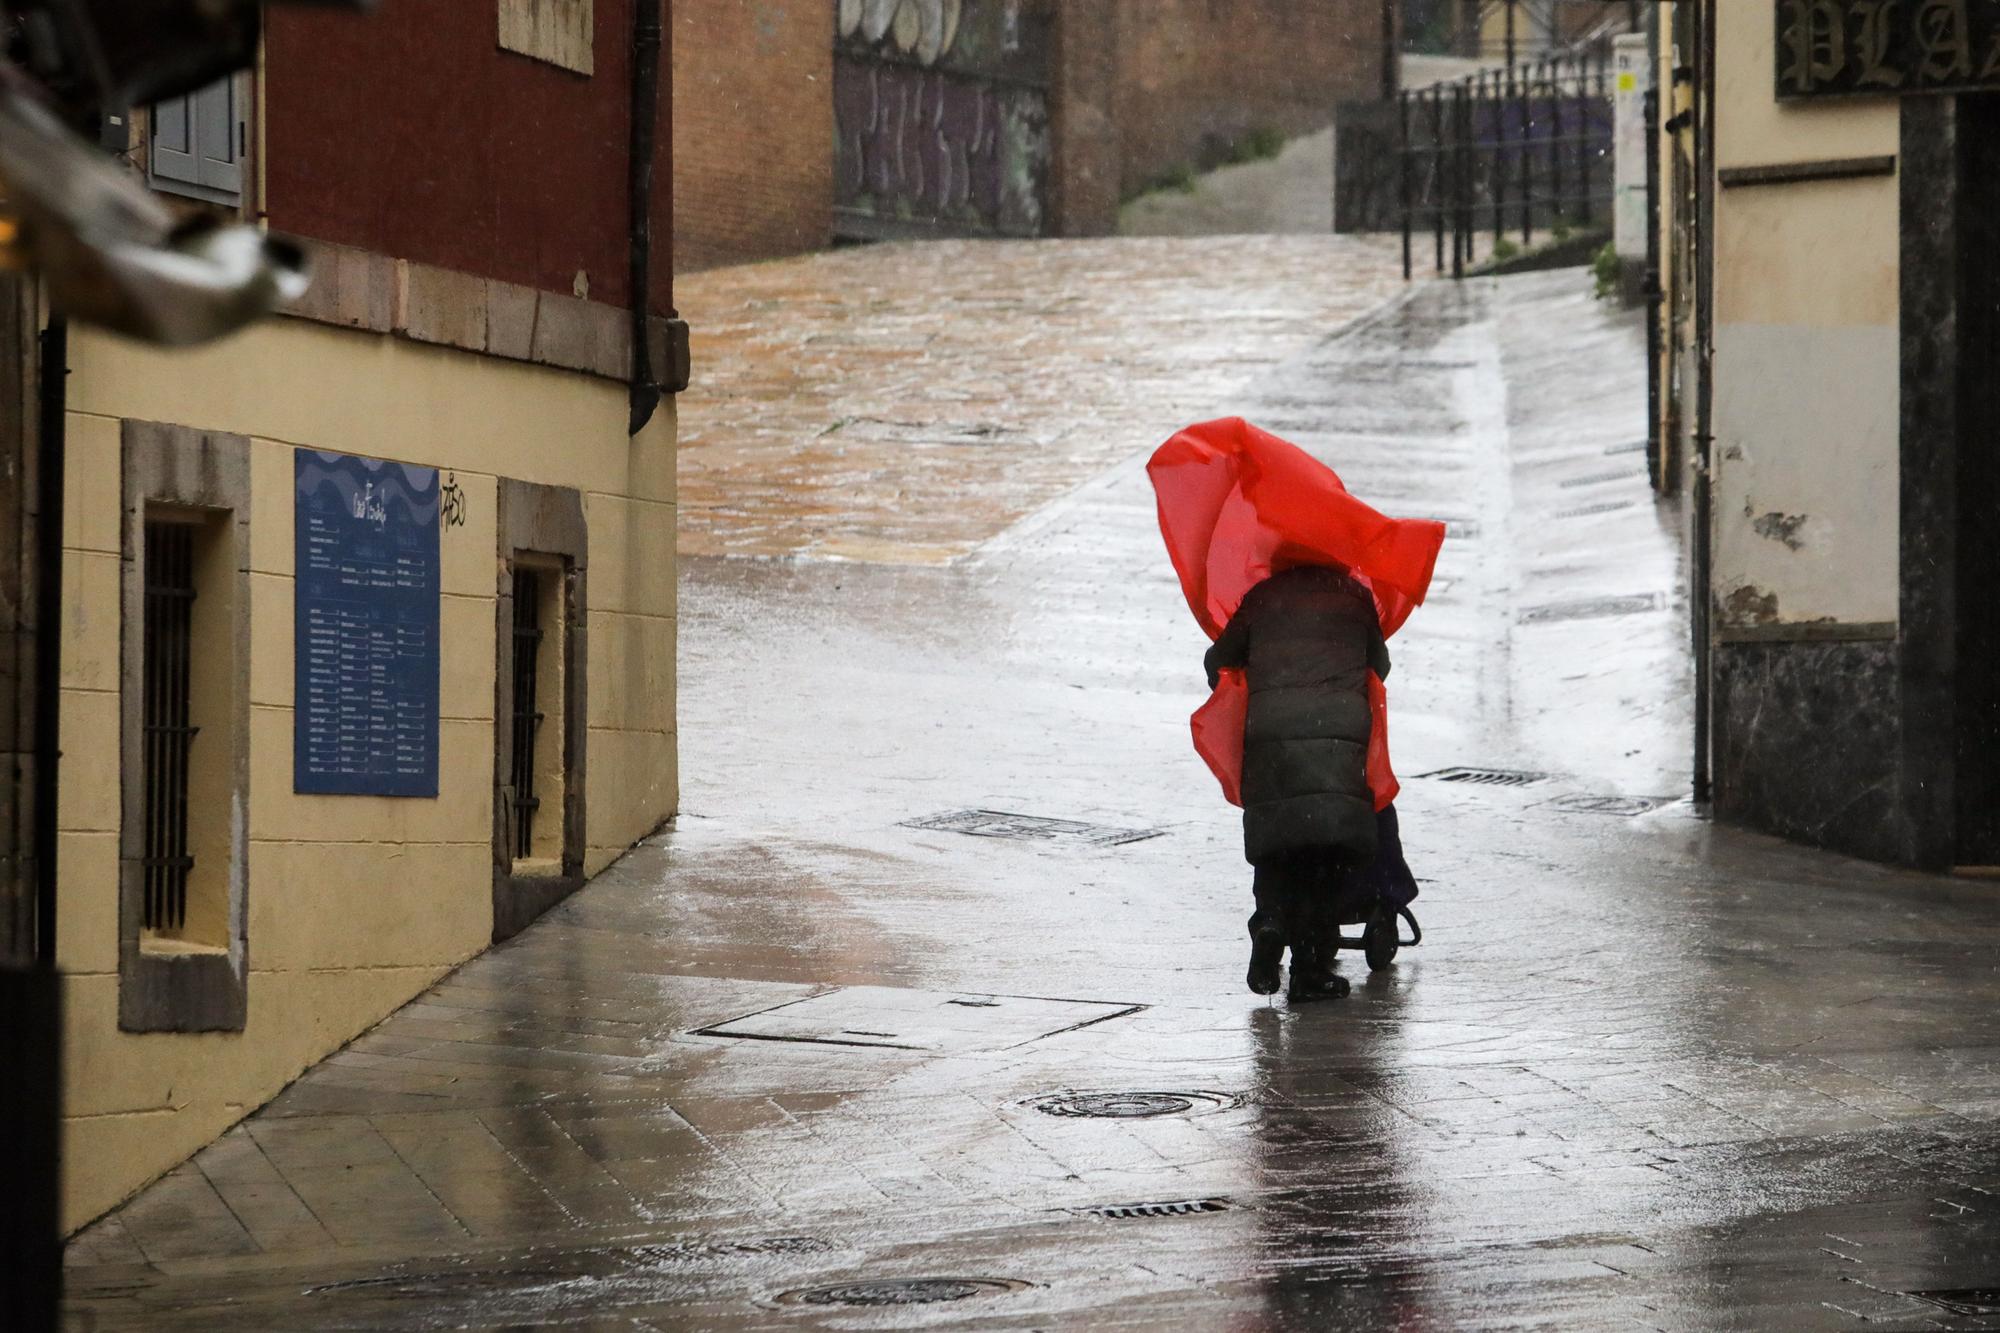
xmin=64 ymin=246 xmax=2000 ymax=1330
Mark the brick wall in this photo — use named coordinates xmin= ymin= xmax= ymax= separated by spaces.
xmin=1110 ymin=0 xmax=1380 ymax=198
xmin=1047 ymin=0 xmax=1121 ymax=236
xmin=672 ymin=0 xmax=833 ymax=272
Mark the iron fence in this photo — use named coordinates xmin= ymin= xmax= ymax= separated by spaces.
xmin=1399 ymin=53 xmax=1615 ymax=280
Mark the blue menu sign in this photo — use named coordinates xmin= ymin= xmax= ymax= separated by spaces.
xmin=293 ymin=450 xmax=441 ymax=797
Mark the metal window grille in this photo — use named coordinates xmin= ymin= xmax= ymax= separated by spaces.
xmin=142 ymin=520 xmax=198 ymax=931
xmin=509 ymin=567 xmax=545 ymax=859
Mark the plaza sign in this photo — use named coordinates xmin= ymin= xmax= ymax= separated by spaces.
xmin=1778 ymin=0 xmax=2000 ymax=99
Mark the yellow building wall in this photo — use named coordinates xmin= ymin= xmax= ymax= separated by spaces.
xmin=55 ymin=317 xmax=678 ymax=1230
xmin=1709 ymin=3 xmax=1900 ymax=630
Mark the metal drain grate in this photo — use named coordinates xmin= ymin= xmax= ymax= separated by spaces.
xmin=1906 ymin=1289 xmax=2000 ymax=1316
xmin=901 ymin=810 xmax=1163 ymax=847
xmin=1554 ymin=500 xmax=1636 ymax=519
xmin=1546 ymin=794 xmax=1672 ymax=817
xmin=1029 ymin=1090 xmax=1242 ymax=1119
xmin=1417 ymin=767 xmax=1550 ymax=788
xmin=776 ymin=1278 xmax=1031 ymax=1307
xmin=1085 ymin=1198 xmax=1234 ymax=1219
xmin=1518 ymin=593 xmax=1664 ymax=624
xmin=631 ymin=1236 xmax=834 ymax=1262
xmin=308 ymin=1235 xmax=841 ymax=1299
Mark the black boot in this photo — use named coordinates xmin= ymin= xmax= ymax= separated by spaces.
xmin=1246 ymin=911 xmax=1285 ymax=995
xmin=1286 ymin=937 xmax=1351 ymax=1003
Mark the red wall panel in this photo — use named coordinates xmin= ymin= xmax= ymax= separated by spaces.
xmin=264 ymin=1 xmax=672 ymax=314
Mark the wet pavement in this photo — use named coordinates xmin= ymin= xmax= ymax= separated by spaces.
xmin=673 ymin=235 xmax=1404 ymax=562
xmin=66 ymin=256 xmax=2000 ymax=1331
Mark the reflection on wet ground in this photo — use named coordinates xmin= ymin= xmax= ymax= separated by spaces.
xmin=67 ymin=264 xmax=2000 ymax=1330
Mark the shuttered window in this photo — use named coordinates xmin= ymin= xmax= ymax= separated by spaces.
xmin=151 ymin=75 xmax=243 ymax=204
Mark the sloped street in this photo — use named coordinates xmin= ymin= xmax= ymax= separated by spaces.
xmin=64 ymin=243 xmax=2000 ymax=1331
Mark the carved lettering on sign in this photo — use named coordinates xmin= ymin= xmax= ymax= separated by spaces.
xmin=1778 ymin=0 xmax=2000 ymax=97
xmin=1917 ymin=0 xmax=1974 ymax=79
xmin=1854 ymin=0 xmax=1908 ymax=87
xmin=1781 ymin=0 xmax=1847 ymax=93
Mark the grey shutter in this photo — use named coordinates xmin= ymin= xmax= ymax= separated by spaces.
xmin=151 ymin=92 xmax=197 ymax=184
xmin=151 ymin=77 xmax=241 ymax=202
xmin=193 ymin=76 xmax=242 ymax=196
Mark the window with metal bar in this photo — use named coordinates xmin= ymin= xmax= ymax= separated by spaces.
xmin=510 ymin=566 xmax=544 ymax=860
xmin=142 ymin=519 xmax=198 ymax=933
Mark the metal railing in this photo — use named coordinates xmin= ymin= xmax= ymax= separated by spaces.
xmin=1399 ymin=52 xmax=1615 ymax=280
xmin=141 ymin=519 xmax=197 ymax=933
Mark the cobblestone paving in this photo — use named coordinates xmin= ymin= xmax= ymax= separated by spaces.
xmin=65 ymin=266 xmax=2000 ymax=1331
xmin=673 ymin=235 xmax=1404 ymax=562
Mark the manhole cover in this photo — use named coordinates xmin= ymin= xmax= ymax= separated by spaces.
xmin=1084 ymin=1197 xmax=1234 ymax=1219
xmin=1546 ymin=794 xmax=1672 ymax=817
xmin=1518 ymin=593 xmax=1663 ymax=624
xmin=694 ymin=987 xmax=1142 ymax=1052
xmin=1555 ymin=500 xmax=1636 ymax=519
xmin=901 ymin=810 xmax=1163 ymax=847
xmin=1907 ymin=1289 xmax=2000 ymax=1315
xmin=776 ymin=1277 xmax=1031 ymax=1307
xmin=1028 ymin=1090 xmax=1242 ymax=1119
xmin=1417 ymin=766 xmax=1550 ymax=788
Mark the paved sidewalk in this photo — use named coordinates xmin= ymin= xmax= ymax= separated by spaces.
xmin=66 ymin=262 xmax=2000 ymax=1331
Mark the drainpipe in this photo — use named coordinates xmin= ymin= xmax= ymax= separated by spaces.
xmin=35 ymin=316 xmax=64 ymax=968
xmin=3 ymin=310 xmax=68 ymax=1331
xmin=1691 ymin=0 xmax=1716 ymax=805
xmin=1380 ymin=0 xmax=1398 ymax=101
xmin=626 ymin=0 xmax=662 ymax=436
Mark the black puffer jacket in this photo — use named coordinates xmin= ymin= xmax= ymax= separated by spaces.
xmin=1204 ymin=565 xmax=1390 ymax=866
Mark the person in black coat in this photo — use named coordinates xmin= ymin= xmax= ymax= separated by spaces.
xmin=1204 ymin=563 xmax=1412 ymax=1001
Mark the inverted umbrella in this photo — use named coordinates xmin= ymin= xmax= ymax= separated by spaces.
xmin=1148 ymin=417 xmax=1445 ymax=809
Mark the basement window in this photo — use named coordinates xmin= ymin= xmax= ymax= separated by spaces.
xmin=139 ymin=511 xmax=233 ymax=953
xmin=120 ymin=422 xmax=250 ymax=1033
xmin=509 ymin=557 xmax=567 ymax=872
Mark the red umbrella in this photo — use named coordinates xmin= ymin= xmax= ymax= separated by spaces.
xmin=1148 ymin=417 xmax=1446 ymax=809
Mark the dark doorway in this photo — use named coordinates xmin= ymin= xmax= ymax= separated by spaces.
xmin=1954 ymin=94 xmax=2000 ymax=866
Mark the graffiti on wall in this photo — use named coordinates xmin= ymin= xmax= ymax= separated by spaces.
xmin=834 ymin=0 xmax=1049 ymax=239
xmin=838 ymin=0 xmax=966 ymax=66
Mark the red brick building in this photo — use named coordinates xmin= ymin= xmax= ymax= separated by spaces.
xmin=269 ymin=0 xmax=676 ymax=340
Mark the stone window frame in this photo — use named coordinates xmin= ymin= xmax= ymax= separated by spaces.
xmin=118 ymin=421 xmax=251 ymax=1033
xmin=492 ymin=479 xmax=588 ymax=942
xmin=497 ymin=0 xmax=595 ymax=76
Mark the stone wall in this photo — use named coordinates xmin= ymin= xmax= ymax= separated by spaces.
xmin=1111 ymin=0 xmax=1379 ymax=198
